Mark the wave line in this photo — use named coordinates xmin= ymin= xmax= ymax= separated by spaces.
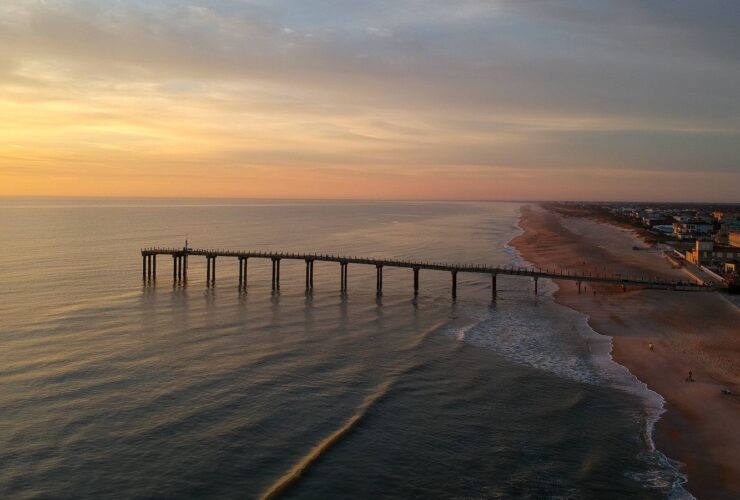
xmin=260 ymin=379 xmax=393 ymax=500
xmin=261 ymin=320 xmax=448 ymax=499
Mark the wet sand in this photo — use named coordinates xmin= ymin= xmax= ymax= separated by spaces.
xmin=511 ymin=204 xmax=740 ymax=499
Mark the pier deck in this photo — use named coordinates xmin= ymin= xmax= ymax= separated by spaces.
xmin=141 ymin=246 xmax=720 ymax=298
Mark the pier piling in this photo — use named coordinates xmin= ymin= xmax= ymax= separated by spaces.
xmin=238 ymin=257 xmax=243 ymax=288
xmin=305 ymin=260 xmax=310 ymax=291
xmin=452 ymin=271 xmax=457 ymax=300
xmin=271 ymin=258 xmax=281 ymax=291
xmin=340 ymin=262 xmax=348 ymax=293
xmin=242 ymin=258 xmax=248 ymax=290
xmin=305 ymin=259 xmax=314 ymax=291
xmin=205 ymin=256 xmax=216 ymax=286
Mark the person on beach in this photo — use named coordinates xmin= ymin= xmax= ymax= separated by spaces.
xmin=649 ymin=342 xmax=654 ymax=351
xmin=686 ymin=370 xmax=694 ymax=382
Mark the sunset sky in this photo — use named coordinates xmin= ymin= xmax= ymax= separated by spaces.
xmin=1 ymin=1 xmax=739 ymax=201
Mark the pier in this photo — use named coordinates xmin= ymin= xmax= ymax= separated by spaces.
xmin=141 ymin=247 xmax=719 ymax=299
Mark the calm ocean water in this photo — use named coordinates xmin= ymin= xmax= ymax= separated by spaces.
xmin=0 ymin=199 xmax=684 ymax=499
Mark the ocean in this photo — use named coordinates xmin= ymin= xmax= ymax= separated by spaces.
xmin=0 ymin=199 xmax=685 ymax=498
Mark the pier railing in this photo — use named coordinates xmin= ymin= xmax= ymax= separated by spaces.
xmin=140 ymin=247 xmax=719 ymax=299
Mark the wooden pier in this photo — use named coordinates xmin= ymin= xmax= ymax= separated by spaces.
xmin=141 ymin=246 xmax=719 ymax=299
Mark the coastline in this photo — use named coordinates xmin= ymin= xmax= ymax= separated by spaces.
xmin=510 ymin=203 xmax=740 ymax=499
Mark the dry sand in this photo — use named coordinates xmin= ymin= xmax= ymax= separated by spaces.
xmin=511 ymin=204 xmax=740 ymax=499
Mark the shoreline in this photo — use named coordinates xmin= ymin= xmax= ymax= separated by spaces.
xmin=510 ymin=203 xmax=740 ymax=499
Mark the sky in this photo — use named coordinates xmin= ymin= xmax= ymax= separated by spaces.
xmin=1 ymin=0 xmax=739 ymax=201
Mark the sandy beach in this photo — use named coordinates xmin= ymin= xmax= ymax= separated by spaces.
xmin=511 ymin=204 xmax=740 ymax=499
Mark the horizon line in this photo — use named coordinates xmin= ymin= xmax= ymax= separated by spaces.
xmin=0 ymin=195 xmax=738 ymax=205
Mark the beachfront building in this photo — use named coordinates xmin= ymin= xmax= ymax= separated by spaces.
xmin=712 ymin=210 xmax=739 ymax=223
xmin=641 ymin=214 xmax=671 ymax=227
xmin=673 ymin=214 xmax=693 ymax=223
xmin=652 ymin=224 xmax=674 ymax=235
xmin=716 ymin=221 xmax=740 ymax=245
xmin=730 ymin=231 xmax=740 ymax=248
xmin=672 ymin=222 xmax=713 ymax=240
xmin=686 ymin=240 xmax=740 ymax=268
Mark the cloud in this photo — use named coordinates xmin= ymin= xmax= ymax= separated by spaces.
xmin=501 ymin=0 xmax=740 ymax=64
xmin=0 ymin=0 xmax=738 ymax=200
xmin=2 ymin=1 xmax=737 ymax=123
